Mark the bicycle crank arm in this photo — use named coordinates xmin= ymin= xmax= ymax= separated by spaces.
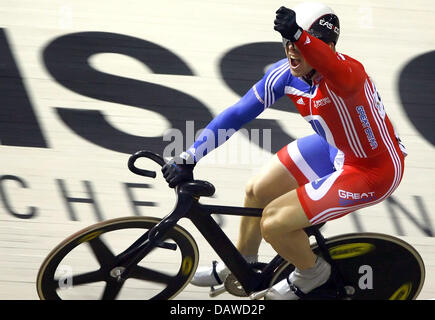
xmin=249 ymin=289 xmax=268 ymax=300
xmin=209 ymin=285 xmax=226 ymax=298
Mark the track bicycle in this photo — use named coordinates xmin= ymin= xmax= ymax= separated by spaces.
xmin=36 ymin=150 xmax=425 ymax=300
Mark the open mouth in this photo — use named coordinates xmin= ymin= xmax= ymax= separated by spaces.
xmin=290 ymin=57 xmax=301 ymax=68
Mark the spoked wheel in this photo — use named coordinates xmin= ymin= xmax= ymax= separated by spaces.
xmin=36 ymin=216 xmax=199 ymax=300
xmin=270 ymin=233 xmax=425 ymax=300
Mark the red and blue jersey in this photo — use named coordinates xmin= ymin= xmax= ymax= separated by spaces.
xmin=186 ymin=30 xmax=405 ymax=168
xmin=183 ymin=30 xmax=406 ymax=223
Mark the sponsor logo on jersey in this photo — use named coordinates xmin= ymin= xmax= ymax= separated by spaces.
xmin=338 ymin=190 xmax=375 ymax=199
xmin=313 ymin=97 xmax=331 ymax=108
xmin=338 ymin=189 xmax=376 ymax=206
xmin=356 ymin=105 xmax=378 ymax=150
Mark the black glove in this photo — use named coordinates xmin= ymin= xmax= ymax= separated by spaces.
xmin=161 ymin=155 xmax=195 ymax=188
xmin=273 ymin=6 xmax=303 ymax=42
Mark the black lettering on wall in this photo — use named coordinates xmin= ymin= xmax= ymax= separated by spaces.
xmin=124 ymin=182 xmax=156 ymax=216
xmin=43 ymin=32 xmax=214 ymax=155
xmin=398 ymin=50 xmax=435 ymax=145
xmin=0 ymin=175 xmax=37 ymax=219
xmin=385 ymin=195 xmax=433 ymax=237
xmin=219 ymin=42 xmax=297 ymax=153
xmin=0 ymin=28 xmax=47 ymax=147
xmin=56 ymin=179 xmax=104 ymax=221
xmin=350 ymin=211 xmax=364 ymax=232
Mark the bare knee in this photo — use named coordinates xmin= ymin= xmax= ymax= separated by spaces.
xmin=260 ymin=206 xmax=286 ymax=244
xmin=245 ymin=176 xmax=268 ymax=207
xmin=260 ymin=207 xmax=274 ymax=244
xmin=245 ymin=155 xmax=298 ymax=207
xmin=260 ymin=203 xmax=304 ymax=245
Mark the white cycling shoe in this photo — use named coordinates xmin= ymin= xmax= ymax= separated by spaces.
xmin=265 ymin=256 xmax=331 ymax=300
xmin=190 ymin=255 xmax=258 ymax=287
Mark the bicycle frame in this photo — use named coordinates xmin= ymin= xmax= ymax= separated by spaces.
xmin=114 ymin=188 xmax=269 ymax=293
xmin=117 ymin=150 xmax=346 ymax=297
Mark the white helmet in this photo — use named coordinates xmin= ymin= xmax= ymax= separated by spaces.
xmin=294 ymin=2 xmax=340 ymax=44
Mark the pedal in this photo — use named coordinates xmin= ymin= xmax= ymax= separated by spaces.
xmin=249 ymin=289 xmax=268 ymax=300
xmin=209 ymin=284 xmax=226 ymax=298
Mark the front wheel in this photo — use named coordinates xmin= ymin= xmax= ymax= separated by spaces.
xmin=270 ymin=232 xmax=425 ymax=300
xmin=36 ymin=216 xmax=199 ymax=300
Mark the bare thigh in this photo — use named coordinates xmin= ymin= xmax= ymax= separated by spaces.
xmin=261 ymin=189 xmax=312 ymax=237
xmin=245 ymin=154 xmax=299 ymax=207
xmin=237 ymin=153 xmax=304 ymax=254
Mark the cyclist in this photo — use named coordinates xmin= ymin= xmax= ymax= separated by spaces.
xmin=162 ymin=2 xmax=406 ymax=299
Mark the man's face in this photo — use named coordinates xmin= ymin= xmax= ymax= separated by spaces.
xmin=285 ymin=41 xmax=336 ymax=78
xmin=285 ymin=42 xmax=314 ymax=77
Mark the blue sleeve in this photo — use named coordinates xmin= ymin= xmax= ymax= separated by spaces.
xmin=252 ymin=58 xmax=289 ymax=109
xmin=183 ymin=58 xmax=290 ymax=163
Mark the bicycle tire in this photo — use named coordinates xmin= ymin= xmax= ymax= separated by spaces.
xmin=270 ymin=232 xmax=425 ymax=300
xmin=36 ymin=216 xmax=199 ymax=300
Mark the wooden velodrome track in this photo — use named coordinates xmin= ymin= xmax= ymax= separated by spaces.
xmin=0 ymin=0 xmax=434 ymax=300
